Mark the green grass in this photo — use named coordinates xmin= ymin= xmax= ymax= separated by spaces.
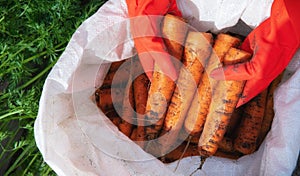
xmin=0 ymin=0 xmax=106 ymax=175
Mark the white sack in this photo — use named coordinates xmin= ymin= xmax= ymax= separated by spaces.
xmin=34 ymin=0 xmax=300 ymax=175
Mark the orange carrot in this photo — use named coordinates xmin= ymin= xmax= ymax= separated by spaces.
xmin=100 ymin=108 xmax=122 ymax=127
xmin=101 ymin=60 xmax=132 ymax=88
xmin=226 ymin=106 xmax=244 ymax=138
xmin=257 ymin=72 xmax=283 ymax=145
xmin=118 ymin=58 xmax=138 ymax=137
xmin=118 ymin=80 xmax=135 ymax=137
xmin=184 ymin=34 xmax=241 ymax=137
xmin=103 ymin=109 xmax=120 ymax=119
xmin=144 ymin=15 xmax=188 ymax=140
xmin=217 ymin=137 xmax=234 ymax=153
xmin=110 ymin=116 xmax=122 ymax=127
xmin=132 ymin=61 xmax=150 ymax=147
xmin=161 ymin=142 xmax=199 ymax=163
xmin=102 ymin=59 xmax=126 ymax=88
xmin=178 ymin=128 xmax=201 ymax=144
xmin=108 ymin=60 xmax=126 ymax=72
xmin=214 ymin=137 xmax=241 ymax=160
xmin=178 ymin=135 xmax=239 ymax=160
xmin=213 ymin=150 xmax=242 ymax=160
xmin=144 ymin=68 xmax=175 ymax=140
xmin=184 ymin=73 xmax=211 ymax=136
xmin=198 ymin=47 xmax=252 ymax=157
xmin=157 ymin=32 xmax=213 ymax=154
xmin=130 ymin=128 xmax=137 ymax=141
xmin=94 ymin=87 xmax=124 ymax=113
xmin=161 ymin=14 xmax=189 ymax=69
xmin=233 ymin=88 xmax=268 ymax=154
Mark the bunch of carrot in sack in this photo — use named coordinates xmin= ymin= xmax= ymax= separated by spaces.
xmin=94 ymin=14 xmax=283 ymax=164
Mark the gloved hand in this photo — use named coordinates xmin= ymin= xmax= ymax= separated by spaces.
xmin=210 ymin=0 xmax=300 ymax=107
xmin=126 ymin=0 xmax=182 ymax=80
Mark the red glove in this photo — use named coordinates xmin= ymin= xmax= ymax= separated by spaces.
xmin=126 ymin=0 xmax=182 ymax=80
xmin=210 ymin=0 xmax=300 ymax=107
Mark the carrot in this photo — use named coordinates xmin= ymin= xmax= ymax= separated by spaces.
xmin=143 ymin=68 xmax=175 ymax=140
xmin=207 ymin=34 xmax=242 ymax=72
xmin=257 ymin=72 xmax=283 ymax=145
xmin=213 ymin=150 xmax=241 ymax=160
xmin=118 ymin=80 xmax=135 ymax=137
xmin=157 ymin=32 xmax=213 ymax=154
xmin=233 ymin=88 xmax=268 ymax=155
xmin=101 ymin=60 xmax=126 ymax=88
xmin=130 ymin=128 xmax=137 ymax=141
xmin=108 ymin=60 xmax=126 ymax=72
xmin=144 ymin=15 xmax=188 ymax=140
xmin=132 ymin=61 xmax=150 ymax=147
xmin=103 ymin=109 xmax=120 ymax=119
xmin=184 ymin=73 xmax=211 ymax=136
xmin=178 ymin=128 xmax=200 ymax=144
xmin=95 ymin=60 xmax=129 ymax=112
xmin=161 ymin=14 xmax=189 ymax=69
xmin=94 ymin=87 xmax=124 ymax=113
xmin=182 ymin=130 xmax=242 ymax=161
xmin=110 ymin=116 xmax=122 ymax=127
xmin=188 ymin=134 xmax=201 ymax=144
xmin=101 ymin=60 xmax=132 ymax=88
xmin=161 ymin=142 xmax=199 ymax=163
xmin=217 ymin=137 xmax=234 ymax=153
xmin=184 ymin=34 xmax=241 ymax=137
xmin=100 ymin=108 xmax=122 ymax=127
xmin=198 ymin=47 xmax=252 ymax=157
xmin=226 ymin=106 xmax=244 ymax=138
xmin=118 ymin=58 xmax=139 ymax=137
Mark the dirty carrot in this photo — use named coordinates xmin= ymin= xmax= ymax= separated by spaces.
xmin=158 ymin=32 xmax=213 ymax=154
xmin=101 ymin=60 xmax=132 ymax=88
xmin=178 ymin=128 xmax=201 ymax=144
xmin=234 ymin=88 xmax=268 ymax=154
xmin=184 ymin=34 xmax=241 ymax=137
xmin=108 ymin=59 xmax=126 ymax=72
xmin=161 ymin=142 xmax=199 ymax=163
xmin=217 ymin=137 xmax=234 ymax=153
xmin=184 ymin=73 xmax=211 ymax=136
xmin=132 ymin=60 xmax=150 ymax=147
xmin=161 ymin=14 xmax=189 ymax=69
xmin=226 ymin=106 xmax=244 ymax=138
xmin=103 ymin=109 xmax=120 ymax=119
xmin=94 ymin=87 xmax=124 ymax=113
xmin=103 ymin=59 xmax=126 ymax=86
xmin=213 ymin=137 xmax=242 ymax=159
xmin=110 ymin=117 xmax=122 ymax=127
xmin=257 ymin=72 xmax=284 ymax=145
xmin=118 ymin=59 xmax=137 ymax=137
xmin=144 ymin=15 xmax=188 ymax=140
xmin=213 ymin=150 xmax=241 ymax=160
xmin=206 ymin=33 xmax=242 ymax=72
xmin=118 ymin=80 xmax=135 ymax=137
xmin=130 ymin=128 xmax=138 ymax=141
xmin=144 ymin=68 xmax=176 ymax=140
xmin=198 ymin=47 xmax=252 ymax=157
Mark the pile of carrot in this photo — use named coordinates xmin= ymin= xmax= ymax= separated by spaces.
xmin=94 ymin=14 xmax=283 ymax=164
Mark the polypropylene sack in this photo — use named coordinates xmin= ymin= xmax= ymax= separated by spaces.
xmin=34 ymin=0 xmax=300 ymax=175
